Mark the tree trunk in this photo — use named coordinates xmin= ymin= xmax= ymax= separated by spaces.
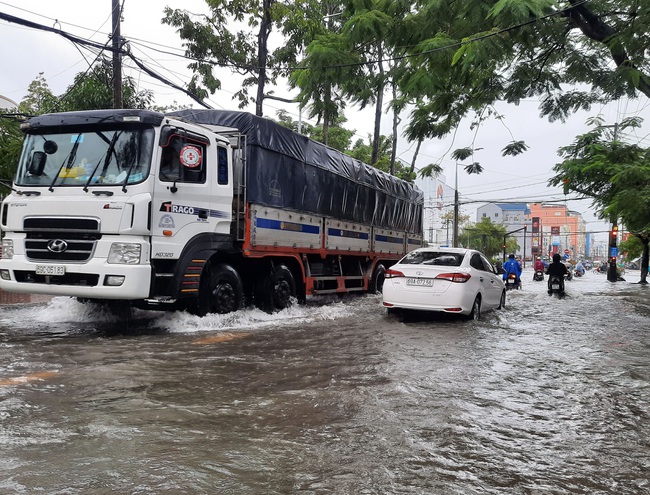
xmin=322 ymin=85 xmax=331 ymax=146
xmin=389 ymin=82 xmax=399 ymax=176
xmin=640 ymin=242 xmax=649 ymax=284
xmin=410 ymin=139 xmax=422 ymax=176
xmin=255 ymin=0 xmax=274 ymax=117
xmin=371 ymin=44 xmax=384 ymax=165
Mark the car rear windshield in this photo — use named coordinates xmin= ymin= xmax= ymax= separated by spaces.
xmin=400 ymin=251 xmax=463 ymax=266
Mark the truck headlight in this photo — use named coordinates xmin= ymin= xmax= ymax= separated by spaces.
xmin=1 ymin=239 xmax=13 ymax=259
xmin=107 ymin=243 xmax=141 ymax=264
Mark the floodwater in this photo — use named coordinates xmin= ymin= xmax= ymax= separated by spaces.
xmin=1 ymin=269 xmax=649 ymax=494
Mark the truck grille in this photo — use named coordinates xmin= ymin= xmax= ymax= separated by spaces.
xmin=23 ymin=217 xmax=101 ymax=262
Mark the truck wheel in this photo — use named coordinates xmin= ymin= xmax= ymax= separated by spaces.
xmin=194 ymin=264 xmax=243 ymax=315
xmin=255 ymin=264 xmax=296 ymax=313
xmin=369 ymin=263 xmax=386 ymax=294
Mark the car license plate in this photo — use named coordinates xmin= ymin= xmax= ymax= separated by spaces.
xmin=406 ymin=277 xmax=433 ymax=287
xmin=36 ymin=265 xmax=65 ymax=276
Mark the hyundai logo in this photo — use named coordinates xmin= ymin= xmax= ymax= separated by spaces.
xmin=416 ymin=270 xmax=424 ymax=275
xmin=47 ymin=239 xmax=68 ymax=253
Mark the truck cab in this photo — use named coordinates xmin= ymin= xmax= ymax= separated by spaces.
xmin=0 ymin=109 xmax=236 ymax=310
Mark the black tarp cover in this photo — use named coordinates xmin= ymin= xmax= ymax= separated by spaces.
xmin=167 ymin=110 xmax=423 ymax=234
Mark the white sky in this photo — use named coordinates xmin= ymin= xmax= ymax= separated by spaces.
xmin=2 ymin=0 xmax=650 ymax=242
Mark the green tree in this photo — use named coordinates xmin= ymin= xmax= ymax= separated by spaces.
xmin=619 ymin=235 xmax=645 ymax=262
xmin=58 ymin=59 xmax=153 ymax=111
xmin=461 ymin=217 xmax=518 ymax=258
xmin=0 ymin=116 xmax=23 ymax=196
xmin=394 ymin=0 xmax=650 ymax=172
xmin=163 ymin=0 xmax=300 ymax=116
xmin=550 ymin=117 xmax=650 ymax=283
xmin=274 ymin=109 xmax=354 ymax=152
xmin=19 ymin=73 xmax=57 ymax=116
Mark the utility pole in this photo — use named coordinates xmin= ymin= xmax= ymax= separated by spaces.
xmin=453 ymin=162 xmax=459 ymax=247
xmin=112 ymin=0 xmax=123 ymax=109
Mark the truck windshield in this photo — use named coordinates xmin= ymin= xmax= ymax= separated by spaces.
xmin=15 ymin=128 xmax=155 ymax=188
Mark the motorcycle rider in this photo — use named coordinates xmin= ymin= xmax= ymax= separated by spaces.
xmin=574 ymin=260 xmax=585 ymax=276
xmin=546 ymin=253 xmax=568 ymax=295
xmin=533 ymin=256 xmax=545 ymax=280
xmin=503 ymin=253 xmax=522 ymax=288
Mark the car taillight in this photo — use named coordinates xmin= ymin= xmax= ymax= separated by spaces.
xmin=384 ymin=268 xmax=405 ymax=279
xmin=435 ymin=272 xmax=471 ymax=283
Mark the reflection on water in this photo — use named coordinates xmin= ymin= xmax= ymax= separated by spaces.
xmin=1 ymin=274 xmax=649 ymax=494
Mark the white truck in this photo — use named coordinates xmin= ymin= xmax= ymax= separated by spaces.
xmin=0 ymin=109 xmax=423 ymax=315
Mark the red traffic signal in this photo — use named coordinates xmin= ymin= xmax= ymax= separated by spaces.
xmin=563 ymin=178 xmax=570 ymax=195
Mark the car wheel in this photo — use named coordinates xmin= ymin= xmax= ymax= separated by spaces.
xmin=498 ymin=290 xmax=506 ymax=310
xmin=469 ymin=295 xmax=481 ymax=320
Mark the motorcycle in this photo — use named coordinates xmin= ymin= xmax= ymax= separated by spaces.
xmin=533 ymin=270 xmax=544 ymax=281
xmin=504 ymin=273 xmax=520 ymax=291
xmin=563 ymin=264 xmax=574 ymax=281
xmin=547 ymin=275 xmax=565 ymax=297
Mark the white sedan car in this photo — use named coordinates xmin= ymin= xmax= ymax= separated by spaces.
xmin=382 ymin=247 xmax=506 ymax=319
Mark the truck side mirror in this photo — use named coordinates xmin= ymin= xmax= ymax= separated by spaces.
xmin=28 ymin=151 xmax=47 ymax=176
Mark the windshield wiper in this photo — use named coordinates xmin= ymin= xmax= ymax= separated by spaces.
xmin=82 ymin=131 xmax=121 ymax=192
xmin=49 ymin=133 xmax=82 ymax=192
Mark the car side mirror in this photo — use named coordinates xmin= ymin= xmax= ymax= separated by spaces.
xmin=28 ymin=151 xmax=47 ymax=176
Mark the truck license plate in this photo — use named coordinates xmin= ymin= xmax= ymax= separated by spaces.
xmin=36 ymin=265 xmax=65 ymax=276
xmin=406 ymin=277 xmax=433 ymax=287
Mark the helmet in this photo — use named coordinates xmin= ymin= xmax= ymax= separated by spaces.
xmin=552 ymin=253 xmax=561 ymax=262
xmin=508 ymin=253 xmax=515 ymax=259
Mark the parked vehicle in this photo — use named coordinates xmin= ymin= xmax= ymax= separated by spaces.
xmin=382 ymin=247 xmax=506 ymax=320
xmin=0 ymin=109 xmax=424 ymax=316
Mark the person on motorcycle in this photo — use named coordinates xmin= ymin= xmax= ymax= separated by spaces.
xmin=546 ymin=253 xmax=568 ymax=294
xmin=532 ymin=256 xmax=545 ymax=281
xmin=503 ymin=253 xmax=522 ymax=288
xmin=574 ymin=261 xmax=585 ymax=276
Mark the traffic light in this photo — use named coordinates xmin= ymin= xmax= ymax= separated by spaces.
xmin=563 ymin=177 xmax=570 ymax=195
xmin=610 ymin=224 xmax=618 ymax=243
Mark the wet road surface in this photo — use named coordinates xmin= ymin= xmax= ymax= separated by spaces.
xmin=1 ymin=270 xmax=649 ymax=494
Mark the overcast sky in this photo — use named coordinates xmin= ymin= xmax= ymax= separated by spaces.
xmin=2 ymin=0 xmax=650 ymax=241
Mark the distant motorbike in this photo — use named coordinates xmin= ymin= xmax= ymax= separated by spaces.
xmin=504 ymin=273 xmax=520 ymax=291
xmin=547 ymin=275 xmax=565 ymax=297
xmin=573 ymin=269 xmax=584 ymax=278
xmin=533 ymin=270 xmax=544 ymax=281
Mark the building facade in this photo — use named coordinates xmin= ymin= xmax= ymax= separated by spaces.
xmin=528 ymin=203 xmax=587 ymax=259
xmin=476 ymin=203 xmax=532 ymax=259
xmin=416 ymin=174 xmax=456 ymax=247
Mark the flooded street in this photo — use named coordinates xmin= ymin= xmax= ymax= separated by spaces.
xmin=1 ymin=269 xmax=649 ymax=494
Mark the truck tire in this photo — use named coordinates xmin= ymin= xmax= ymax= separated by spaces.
xmin=255 ymin=264 xmax=296 ymax=313
xmin=369 ymin=263 xmax=386 ymax=294
xmin=192 ymin=264 xmax=243 ymax=316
